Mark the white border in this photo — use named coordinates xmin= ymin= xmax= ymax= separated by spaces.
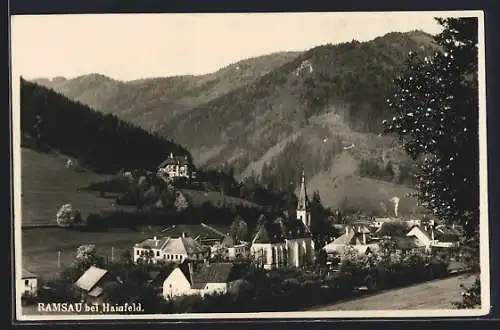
xmin=11 ymin=10 xmax=490 ymax=321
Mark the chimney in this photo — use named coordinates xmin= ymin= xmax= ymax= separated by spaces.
xmin=362 ymin=232 xmax=367 ymax=245
xmin=170 ymin=152 xmax=173 ymax=159
xmin=181 ymin=232 xmax=187 ymax=238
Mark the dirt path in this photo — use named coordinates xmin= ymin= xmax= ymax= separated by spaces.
xmin=311 ymin=275 xmax=478 ymax=310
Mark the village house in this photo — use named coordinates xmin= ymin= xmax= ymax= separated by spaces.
xmin=372 ymin=217 xmax=422 ymax=229
xmin=74 ymin=266 xmax=118 ymax=304
xmin=133 ymin=233 xmax=210 ymax=264
xmin=157 ymin=153 xmax=195 ymax=180
xmin=323 ymin=225 xmax=379 ymax=256
xmin=406 ymin=224 xmax=461 ymax=251
xmin=20 ymin=269 xmax=38 ymax=297
xmin=211 ymin=234 xmax=251 ymax=261
xmin=162 ymin=261 xmax=241 ymax=299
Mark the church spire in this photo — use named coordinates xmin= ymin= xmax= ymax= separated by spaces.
xmin=297 ymin=170 xmax=309 ymax=211
xmin=296 ymin=169 xmax=311 ymax=230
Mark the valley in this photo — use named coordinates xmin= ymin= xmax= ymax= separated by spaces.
xmin=30 ymin=30 xmax=438 ymax=212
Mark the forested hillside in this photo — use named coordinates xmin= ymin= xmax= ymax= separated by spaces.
xmin=28 ymin=31 xmax=439 ymax=213
xmin=21 ymin=78 xmax=191 ymax=174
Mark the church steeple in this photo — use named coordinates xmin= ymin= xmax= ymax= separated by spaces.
xmin=297 ymin=170 xmax=311 ymax=230
xmin=297 ymin=170 xmax=309 ymax=210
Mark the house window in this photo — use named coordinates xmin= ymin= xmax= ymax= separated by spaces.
xmin=156 ymin=251 xmax=160 ymax=257
xmin=136 ymin=250 xmax=140 ymax=255
xmin=24 ymin=280 xmax=29 ymax=286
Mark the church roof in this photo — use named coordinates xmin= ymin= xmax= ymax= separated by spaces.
xmin=251 ymin=213 xmax=311 ymax=244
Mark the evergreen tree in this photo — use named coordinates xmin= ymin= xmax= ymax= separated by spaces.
xmin=383 ymin=18 xmax=479 ymax=236
xmin=229 ymin=215 xmax=249 ymax=242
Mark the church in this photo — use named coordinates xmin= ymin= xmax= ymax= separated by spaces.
xmin=250 ymin=171 xmax=315 ymax=269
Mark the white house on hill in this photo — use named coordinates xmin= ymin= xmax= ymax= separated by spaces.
xmin=133 ymin=233 xmax=210 ymax=264
xmin=162 ymin=261 xmax=240 ymax=299
xmin=157 ymin=153 xmax=195 ymax=180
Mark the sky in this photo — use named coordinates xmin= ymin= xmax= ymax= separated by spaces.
xmin=11 ymin=12 xmax=448 ymax=81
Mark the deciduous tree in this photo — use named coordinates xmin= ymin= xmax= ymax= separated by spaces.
xmin=383 ymin=18 xmax=479 ymax=236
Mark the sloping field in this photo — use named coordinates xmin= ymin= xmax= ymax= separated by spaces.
xmin=311 ymin=275 xmax=478 ymax=310
xmin=20 ymin=148 xmax=133 ymax=226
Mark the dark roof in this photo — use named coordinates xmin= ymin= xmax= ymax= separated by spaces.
xmin=252 ymin=215 xmax=311 ymax=244
xmin=158 ymin=155 xmax=190 ymax=167
xmin=222 ymin=235 xmax=236 ymax=247
xmin=22 ymin=269 xmax=37 ymax=279
xmin=135 ymin=237 xmax=170 ymax=250
xmin=191 ymin=262 xmax=238 ymax=289
xmin=434 ymin=226 xmax=461 ymax=242
xmin=392 ymin=237 xmax=421 ymax=250
xmin=375 ymin=221 xmax=411 ymax=238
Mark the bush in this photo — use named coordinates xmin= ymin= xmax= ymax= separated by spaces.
xmin=453 ymin=276 xmax=481 ymax=309
xmin=56 ymin=204 xmax=82 ymax=227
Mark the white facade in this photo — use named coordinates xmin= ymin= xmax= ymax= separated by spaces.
xmin=158 ymin=163 xmax=191 ymax=179
xmin=200 ymin=283 xmax=228 ymax=297
xmin=227 ymin=243 xmax=250 ymax=260
xmin=162 ymin=268 xmax=195 ymax=299
xmin=407 ymin=226 xmax=459 ymax=250
xmin=251 ymin=238 xmax=314 ymax=270
xmin=19 ymin=277 xmax=37 ymax=297
xmin=162 ymin=267 xmax=232 ymax=300
xmin=133 ymin=236 xmax=210 ymax=264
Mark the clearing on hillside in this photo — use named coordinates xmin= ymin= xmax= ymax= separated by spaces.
xmin=20 ymin=147 xmax=134 ymax=226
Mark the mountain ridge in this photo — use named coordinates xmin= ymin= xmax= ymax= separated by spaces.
xmin=29 ymin=30 xmax=438 ymax=213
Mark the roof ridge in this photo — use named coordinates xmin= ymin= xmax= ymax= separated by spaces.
xmin=159 ymin=237 xmax=171 ymax=250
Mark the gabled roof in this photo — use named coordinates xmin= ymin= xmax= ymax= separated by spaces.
xmin=135 ymin=237 xmax=171 ymax=250
xmin=251 ymin=215 xmax=311 ymax=244
xmin=407 ymin=225 xmax=432 ymax=241
xmin=164 ymin=236 xmax=208 ymax=255
xmin=252 ymin=223 xmax=284 ymax=244
xmin=158 ymin=155 xmax=190 ymax=168
xmin=74 ymin=266 xmax=108 ymax=292
xmin=22 ymin=269 xmax=37 ymax=279
xmin=328 ymin=230 xmax=356 ymax=246
xmin=190 ymin=262 xmax=238 ymax=289
xmin=136 ymin=235 xmax=208 ymax=255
